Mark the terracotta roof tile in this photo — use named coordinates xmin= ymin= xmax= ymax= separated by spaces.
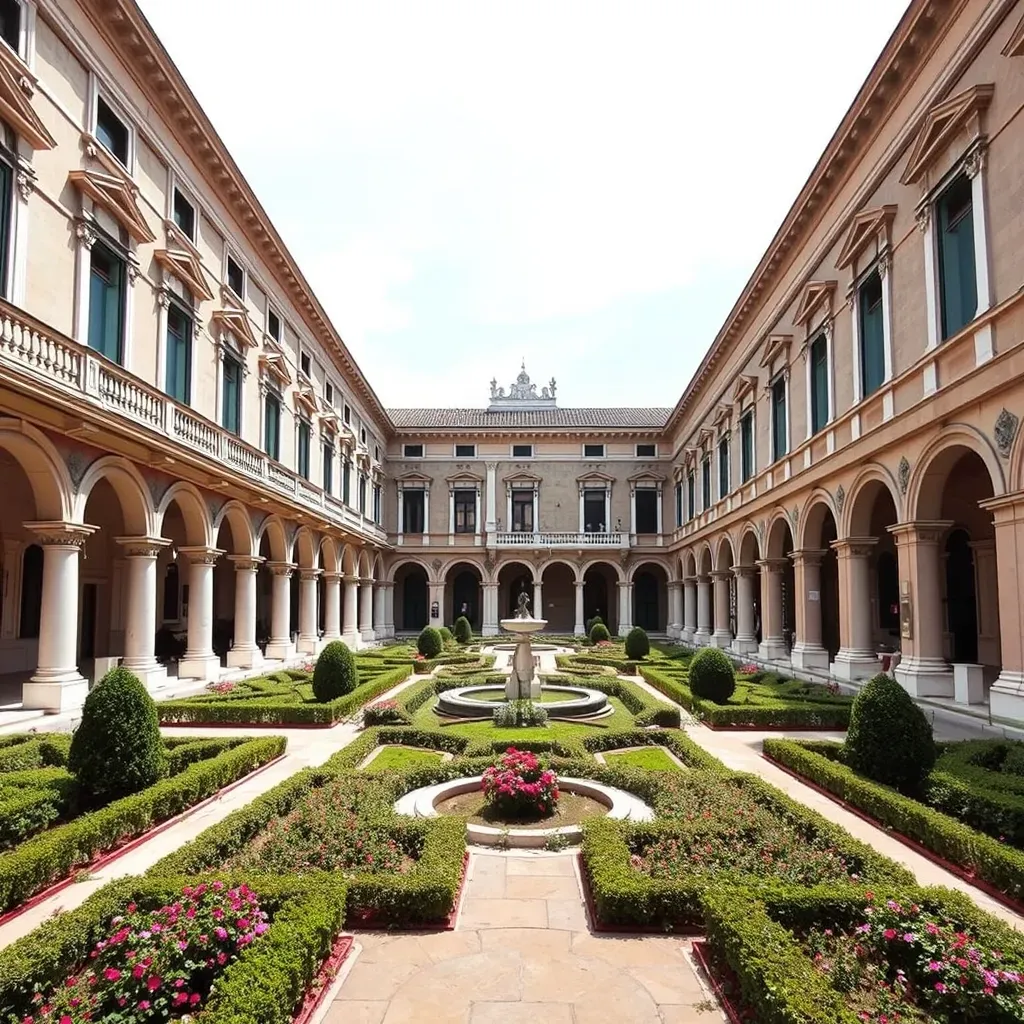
xmin=387 ymin=407 xmax=672 ymax=430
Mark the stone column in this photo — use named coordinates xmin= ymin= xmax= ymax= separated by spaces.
xmin=533 ymin=579 xmax=543 ymax=621
xmin=970 ymin=539 xmax=1000 ymax=667
xmin=617 ymin=581 xmax=633 ymax=637
xmin=573 ymin=580 xmax=585 ymax=636
xmin=177 ymin=546 xmax=223 ymax=681
xmin=830 ymin=539 xmax=878 ymax=680
xmin=226 ymin=555 xmax=264 ymax=669
xmin=264 ymin=562 xmax=297 ymax=660
xmin=321 ymin=572 xmax=342 ymax=641
xmin=22 ymin=521 xmax=95 ymax=713
xmin=342 ymin=575 xmax=361 ymax=647
xmin=358 ymin=578 xmax=374 ymax=642
xmin=381 ymin=582 xmax=396 ymax=638
xmin=297 ymin=568 xmax=322 ymax=654
xmin=695 ymin=575 xmax=712 ymax=645
xmin=115 ymin=536 xmax=170 ymax=690
xmin=373 ymin=585 xmax=386 ymax=639
xmin=732 ymin=565 xmax=759 ymax=655
xmin=668 ymin=581 xmax=683 ymax=638
xmin=891 ymin=521 xmax=954 ymax=697
xmin=482 ymin=582 xmax=499 ymax=635
xmin=790 ymin=549 xmax=829 ymax=671
xmin=682 ymin=577 xmax=697 ymax=644
xmin=711 ymin=570 xmax=732 ymax=648
xmin=756 ymin=558 xmax=789 ymax=661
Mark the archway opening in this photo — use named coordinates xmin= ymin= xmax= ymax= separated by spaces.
xmin=445 ymin=562 xmax=482 ymax=631
xmin=632 ymin=562 xmax=667 ymax=632
xmin=540 ymin=563 xmax=574 ymax=632
xmin=394 ymin=563 xmax=428 ymax=632
xmin=81 ymin=478 xmax=128 ymax=667
xmin=738 ymin=531 xmax=762 ymax=645
xmin=583 ymin=562 xmax=617 ymax=633
xmin=803 ymin=504 xmax=840 ymax=659
xmin=498 ymin=561 xmax=534 ymax=620
xmin=766 ymin=520 xmax=796 ymax=650
xmin=848 ymin=480 xmax=900 ymax=654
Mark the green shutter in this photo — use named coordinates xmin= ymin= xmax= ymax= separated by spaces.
xmin=938 ymin=176 xmax=977 ymax=340
xmin=810 ymin=335 xmax=829 ymax=434
xmin=859 ymin=272 xmax=885 ymax=396
xmin=772 ymin=378 xmax=787 ymax=458
xmin=222 ymin=358 xmax=240 ymax=433
xmin=165 ymin=305 xmax=191 ymax=404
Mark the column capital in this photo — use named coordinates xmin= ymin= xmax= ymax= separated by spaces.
xmin=789 ymin=548 xmax=826 ymax=566
xmin=115 ymin=536 xmax=171 ymax=558
xmin=322 ymin=571 xmax=343 ymax=583
xmin=179 ymin=545 xmax=224 ymax=566
xmin=696 ymin=573 xmax=711 ymax=584
xmin=343 ymin=573 xmax=360 ymax=584
xmin=755 ymin=557 xmax=790 ymax=573
xmin=887 ymin=520 xmax=953 ymax=545
xmin=482 ymin=581 xmax=499 ymax=591
xmin=730 ymin=564 xmax=758 ymax=578
xmin=829 ymin=537 xmax=877 ymax=559
xmin=266 ymin=560 xmax=297 ymax=577
xmin=574 ymin=579 xmax=586 ymax=589
xmin=377 ymin=580 xmax=394 ymax=591
xmin=682 ymin=574 xmax=697 ymax=584
xmin=24 ymin=521 xmax=96 ymax=547
xmin=228 ymin=554 xmax=265 ymax=572
xmin=709 ymin=569 xmax=732 ymax=581
xmin=300 ymin=568 xmax=323 ymax=582
xmin=617 ymin=580 xmax=633 ymax=590
xmin=357 ymin=575 xmax=373 ymax=584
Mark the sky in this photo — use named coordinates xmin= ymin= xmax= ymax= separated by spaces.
xmin=137 ymin=0 xmax=910 ymax=411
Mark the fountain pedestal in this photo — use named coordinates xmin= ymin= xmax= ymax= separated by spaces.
xmin=500 ymin=614 xmax=547 ymax=701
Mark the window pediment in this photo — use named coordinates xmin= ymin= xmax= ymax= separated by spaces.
xmin=731 ymin=374 xmax=758 ymax=405
xmin=0 ymin=46 xmax=54 ymax=151
xmin=628 ymin=469 xmax=664 ymax=484
xmin=293 ymin=381 xmax=318 ymax=417
xmin=503 ymin=470 xmax=541 ymax=484
xmin=258 ymin=350 xmax=290 ymax=389
xmin=154 ymin=248 xmax=214 ymax=301
xmin=759 ymin=333 xmax=793 ymax=369
xmin=211 ymin=306 xmax=257 ymax=348
xmin=900 ymin=84 xmax=994 ymax=187
xmin=835 ymin=206 xmax=897 ymax=271
xmin=576 ymin=470 xmax=615 ymax=486
xmin=711 ymin=404 xmax=732 ymax=432
xmin=793 ymin=281 xmax=836 ymax=329
xmin=1003 ymin=14 xmax=1024 ymax=56
xmin=683 ymin=446 xmax=700 ymax=470
xmin=68 ymin=168 xmax=155 ymax=243
xmin=446 ymin=471 xmax=483 ymax=485
xmin=397 ymin=470 xmax=431 ymax=488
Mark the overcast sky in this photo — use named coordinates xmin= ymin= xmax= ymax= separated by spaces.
xmin=138 ymin=0 xmax=909 ymax=410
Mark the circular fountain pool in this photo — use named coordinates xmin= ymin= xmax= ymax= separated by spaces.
xmin=435 ymin=684 xmax=612 ymax=720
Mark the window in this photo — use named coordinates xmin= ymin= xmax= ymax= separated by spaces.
xmin=512 ymin=444 xmax=533 ymax=458
xmin=18 ymin=544 xmax=42 ymax=639
xmin=299 ymin=351 xmax=311 ymax=378
xmin=402 ymin=489 xmax=425 ymax=533
xmin=636 ymin=443 xmax=657 ymax=458
xmin=0 ymin=0 xmax=20 ymax=54
xmin=88 ymin=242 xmax=125 ymax=363
xmin=511 ymin=489 xmax=534 ymax=532
xmin=264 ymin=390 xmax=281 ymax=461
xmin=172 ymin=188 xmax=195 ymax=241
xmin=296 ymin=420 xmax=311 ymax=479
xmin=937 ymin=174 xmax=977 ymax=340
xmin=674 ymin=481 xmax=683 ymax=527
xmin=454 ymin=489 xmax=476 ymax=533
xmin=221 ymin=355 xmax=242 ymax=434
xmin=718 ymin=435 xmax=730 ymax=498
xmin=358 ymin=475 xmax=367 ymax=515
xmin=266 ymin=308 xmax=281 ymax=342
xmin=0 ymin=150 xmax=12 ymax=296
xmin=455 ymin=443 xmax=476 ymax=458
xmin=701 ymin=457 xmax=711 ymax=510
xmin=373 ymin=484 xmax=382 ymax=525
xmin=226 ymin=255 xmax=244 ymax=298
xmin=635 ymin=489 xmax=658 ymax=534
xmin=403 ymin=444 xmax=424 ymax=458
xmin=325 ymin=380 xmax=333 ymax=405
xmin=770 ymin=375 xmax=787 ymax=460
xmin=360 ymin=428 xmax=366 ymax=444
xmin=322 ymin=442 xmax=333 ymax=493
xmin=343 ymin=404 xmax=351 ymax=424
xmin=686 ymin=471 xmax=695 ymax=521
xmin=740 ymin=409 xmax=754 ymax=483
xmin=95 ymin=96 xmax=129 ymax=167
xmin=858 ymin=270 xmax=885 ymax=397
xmin=165 ymin=301 xmax=193 ymax=404
xmin=374 ymin=445 xmax=380 ymax=460
xmin=342 ymin=460 xmax=351 ymax=504
xmin=809 ymin=333 xmax=829 ymax=434
xmin=584 ymin=443 xmax=604 ymax=458
xmin=583 ymin=489 xmax=607 ymax=532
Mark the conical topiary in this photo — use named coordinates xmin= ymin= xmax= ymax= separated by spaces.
xmin=453 ymin=616 xmax=473 ymax=644
xmin=68 ymin=667 xmax=166 ymax=806
xmin=589 ymin=621 xmax=611 ymax=644
xmin=624 ymin=627 xmax=650 ymax=660
xmin=417 ymin=626 xmax=443 ymax=658
xmin=312 ymin=640 xmax=359 ymax=702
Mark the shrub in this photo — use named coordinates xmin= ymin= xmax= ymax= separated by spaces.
xmin=688 ymin=648 xmax=735 ymax=704
xmin=589 ymin=621 xmax=611 ymax=644
xmin=311 ymin=640 xmax=359 ymax=702
xmin=453 ymin=616 xmax=473 ymax=644
xmin=624 ymin=627 xmax=650 ymax=660
xmin=482 ymin=748 xmax=558 ymax=817
xmin=417 ymin=626 xmax=443 ymax=659
xmin=363 ymin=698 xmax=408 ymax=726
xmin=492 ymin=700 xmax=548 ymax=728
xmin=68 ymin=667 xmax=166 ymax=806
xmin=844 ymin=673 xmax=935 ymax=794
xmin=585 ymin=615 xmax=603 ymax=635
xmin=438 ymin=626 xmax=454 ymax=645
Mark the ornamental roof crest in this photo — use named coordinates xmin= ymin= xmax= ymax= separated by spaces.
xmin=488 ymin=361 xmax=557 ymax=411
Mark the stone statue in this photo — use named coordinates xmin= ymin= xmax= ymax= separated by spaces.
xmin=516 ymin=589 xmax=532 ymax=619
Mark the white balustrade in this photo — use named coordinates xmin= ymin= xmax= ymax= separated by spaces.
xmin=0 ymin=309 xmax=81 ymax=387
xmin=493 ymin=532 xmax=627 ymax=548
xmin=173 ymin=407 xmax=219 ymax=455
xmin=98 ymin=365 xmax=164 ymax=427
xmin=267 ymin=461 xmax=294 ymax=491
xmin=225 ymin=436 xmax=265 ymax=478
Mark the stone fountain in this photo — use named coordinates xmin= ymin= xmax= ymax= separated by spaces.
xmin=500 ymin=590 xmax=546 ymax=700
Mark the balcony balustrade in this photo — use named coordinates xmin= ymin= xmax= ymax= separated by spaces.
xmin=492 ymin=531 xmax=629 ymax=548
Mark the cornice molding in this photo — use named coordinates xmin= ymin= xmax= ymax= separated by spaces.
xmin=1003 ymin=12 xmax=1024 ymax=55
xmin=835 ymin=205 xmax=898 ymax=271
xmin=793 ymin=281 xmax=836 ymax=329
xmin=154 ymin=248 xmax=214 ymax=302
xmin=210 ymin=306 xmax=257 ymax=349
xmin=67 ymin=167 xmax=155 ymax=243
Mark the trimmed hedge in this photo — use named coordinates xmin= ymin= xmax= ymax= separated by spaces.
xmin=624 ymin=627 xmax=650 ymax=660
xmin=312 ymin=640 xmax=359 ymax=701
xmin=764 ymin=738 xmax=1024 ymax=904
xmin=589 ymin=622 xmax=611 ymax=643
xmin=417 ymin=626 xmax=443 ymax=658
xmin=687 ymin=647 xmax=735 ymax=704
xmin=0 ymin=735 xmax=285 ymax=915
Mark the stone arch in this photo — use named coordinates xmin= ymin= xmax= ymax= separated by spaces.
xmin=155 ymin=482 xmax=212 ymax=548
xmin=386 ymin=556 xmax=432 ymax=583
xmin=212 ymin=501 xmax=256 ymax=556
xmin=75 ymin=456 xmax=153 ymax=536
xmin=254 ymin=515 xmax=289 ymax=563
xmin=737 ymin=525 xmax=760 ymax=566
xmin=498 ymin=559 xmax=537 ymax=584
xmin=681 ymin=549 xmax=697 ymax=578
xmin=340 ymin=544 xmax=360 ymax=577
xmin=582 ymin=559 xmax=620 ymax=633
xmin=373 ymin=553 xmax=385 ymax=581
xmin=627 ymin=556 xmax=674 ymax=583
xmin=0 ymin=420 xmax=74 ymax=521
xmin=294 ymin=526 xmax=320 ymax=569
xmin=713 ymin=535 xmax=735 ymax=573
xmin=907 ymin=424 xmax=1005 ymax=522
xmin=538 ymin=556 xmax=586 ymax=583
xmin=358 ymin=549 xmax=376 ymax=579
xmin=797 ymin=489 xmax=838 ymax=550
xmin=631 ymin=560 xmax=669 ymax=631
xmin=764 ymin=511 xmax=794 ymax=559
xmin=444 ymin=560 xmax=483 ymax=630
xmin=697 ymin=544 xmax=713 ymax=576
xmin=391 ymin=559 xmax=429 ymax=631
xmin=319 ymin=536 xmax=342 ymax=575
xmin=842 ymin=465 xmax=901 ymax=538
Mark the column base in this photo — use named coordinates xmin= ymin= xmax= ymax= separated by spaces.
xmin=681 ymin=628 xmax=695 ymax=646
xmin=758 ymin=639 xmax=789 ymax=661
xmin=990 ymin=672 xmax=1024 ymax=725
xmin=226 ymin=646 xmax=263 ymax=670
xmin=482 ymin=625 xmax=499 ymax=637
xmin=895 ymin=657 xmax=954 ymax=698
xmin=573 ymin=621 xmax=585 ymax=637
xmin=265 ymin=639 xmax=297 ymax=661
xmin=617 ymin=625 xmax=632 ymax=638
xmin=121 ymin=662 xmax=168 ymax=691
xmin=321 ymin=631 xmax=342 ymax=644
xmin=23 ymin=673 xmax=89 ymax=713
xmin=711 ymin=630 xmax=732 ymax=649
xmin=790 ymin=643 xmax=830 ymax=672
xmin=297 ymin=634 xmax=321 ymax=655
xmin=359 ymin=628 xmax=375 ymax=643
xmin=732 ymin=636 xmax=759 ymax=656
xmin=342 ymin=630 xmax=362 ymax=650
xmin=177 ymin=653 xmax=222 ymax=682
xmin=693 ymin=628 xmax=710 ymax=646
xmin=830 ymin=650 xmax=877 ymax=681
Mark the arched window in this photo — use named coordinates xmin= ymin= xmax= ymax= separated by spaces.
xmin=162 ymin=562 xmax=180 ymax=621
xmin=19 ymin=544 xmax=43 ymax=638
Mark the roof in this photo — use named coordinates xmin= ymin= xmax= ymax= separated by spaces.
xmin=387 ymin=407 xmax=673 ymax=430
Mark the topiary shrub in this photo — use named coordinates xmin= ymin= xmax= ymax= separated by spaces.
xmin=844 ymin=673 xmax=935 ymax=794
xmin=453 ymin=616 xmax=473 ymax=645
xmin=585 ymin=615 xmax=604 ymax=635
xmin=312 ymin=640 xmax=359 ymax=702
xmin=688 ymin=647 xmax=736 ymax=705
xmin=417 ymin=626 xmax=443 ymax=659
xmin=624 ymin=627 xmax=650 ymax=660
xmin=68 ymin=667 xmax=166 ymax=806
xmin=439 ymin=626 xmax=454 ymax=645
xmin=589 ymin=621 xmax=611 ymax=644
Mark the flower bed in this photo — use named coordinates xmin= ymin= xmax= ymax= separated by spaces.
xmin=0 ymin=735 xmax=285 ymax=918
xmin=482 ymin=748 xmax=559 ymax=817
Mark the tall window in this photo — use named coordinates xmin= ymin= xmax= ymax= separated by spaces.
xmin=635 ymin=489 xmax=658 ymax=534
xmin=402 ymin=490 xmax=425 ymax=533
xmin=322 ymin=442 xmax=333 ymax=493
xmin=937 ymin=174 xmax=977 ymax=340
xmin=583 ymin=489 xmax=607 ymax=532
xmin=717 ymin=435 xmax=730 ymax=498
xmin=88 ymin=243 xmax=125 ymax=363
xmin=95 ymin=96 xmax=129 ymax=167
xmin=296 ymin=420 xmax=311 ymax=479
xmin=686 ymin=471 xmax=695 ymax=520
xmin=771 ymin=375 xmax=787 ymax=460
xmin=264 ymin=390 xmax=281 ymax=460
xmin=674 ymin=481 xmax=683 ymax=527
xmin=0 ymin=0 xmax=21 ymax=53
xmin=373 ymin=484 xmax=382 ymax=524
xmin=221 ymin=355 xmax=241 ymax=434
xmin=358 ymin=474 xmax=367 ymax=515
xmin=165 ymin=301 xmax=192 ymax=404
xmin=740 ymin=409 xmax=754 ymax=483
xmin=809 ymin=334 xmax=829 ymax=434
xmin=226 ymin=255 xmax=245 ymax=299
xmin=454 ymin=489 xmax=476 ymax=533
xmin=858 ymin=270 xmax=885 ymax=397
xmin=511 ymin=489 xmax=534 ymax=532
xmin=172 ymin=188 xmax=195 ymax=242
xmin=0 ymin=148 xmax=12 ymax=297
xmin=342 ymin=460 xmax=351 ymax=504
xmin=701 ymin=457 xmax=711 ymax=510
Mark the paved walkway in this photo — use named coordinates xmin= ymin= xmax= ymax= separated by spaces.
xmin=325 ymin=851 xmax=722 ymax=1024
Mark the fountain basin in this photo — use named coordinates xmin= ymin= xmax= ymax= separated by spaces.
xmin=435 ymin=684 xmax=612 ymax=719
xmin=499 ymin=617 xmax=547 ymax=635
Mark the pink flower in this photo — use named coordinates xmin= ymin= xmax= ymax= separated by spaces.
xmin=935 ymin=982 xmax=947 ymax=993
xmin=102 ymin=968 xmax=121 ymax=982
xmin=147 ymin=975 xmax=162 ymax=991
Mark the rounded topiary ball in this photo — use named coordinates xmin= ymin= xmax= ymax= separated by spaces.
xmin=589 ymin=621 xmax=611 ymax=644
xmin=585 ymin=615 xmax=603 ymax=635
xmin=312 ymin=640 xmax=359 ymax=702
xmin=417 ymin=626 xmax=443 ymax=659
xmin=844 ymin=673 xmax=935 ymax=793
xmin=68 ymin=667 xmax=166 ymax=806
xmin=439 ymin=626 xmax=454 ymax=645
xmin=453 ymin=616 xmax=473 ymax=644
xmin=688 ymin=647 xmax=736 ymax=704
xmin=624 ymin=627 xmax=650 ymax=660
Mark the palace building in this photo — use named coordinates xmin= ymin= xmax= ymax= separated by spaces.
xmin=0 ymin=0 xmax=1023 ymax=723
